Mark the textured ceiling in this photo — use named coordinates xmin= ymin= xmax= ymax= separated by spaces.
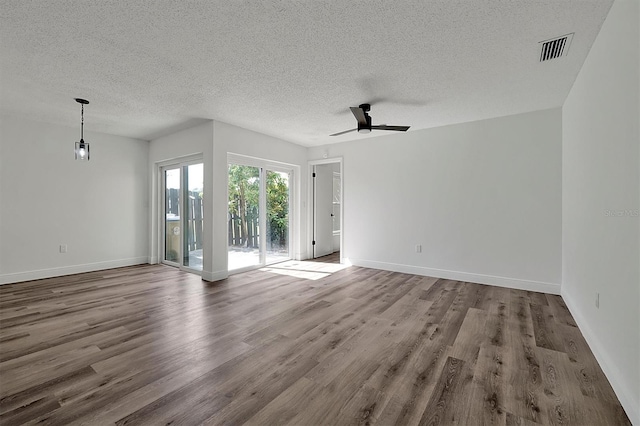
xmin=0 ymin=1 xmax=613 ymax=146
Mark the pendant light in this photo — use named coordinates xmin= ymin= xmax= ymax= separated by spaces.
xmin=74 ymin=98 xmax=90 ymax=160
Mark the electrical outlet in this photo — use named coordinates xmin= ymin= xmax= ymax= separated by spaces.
xmin=59 ymin=244 xmax=67 ymax=253
xmin=415 ymin=244 xmax=422 ymax=253
xmin=595 ymin=292 xmax=599 ymax=309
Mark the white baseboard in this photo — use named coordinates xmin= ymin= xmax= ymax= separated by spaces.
xmin=348 ymin=258 xmax=561 ymax=295
xmin=201 ymin=269 xmax=228 ymax=282
xmin=0 ymin=257 xmax=150 ymax=285
xmin=561 ymin=288 xmax=640 ymax=425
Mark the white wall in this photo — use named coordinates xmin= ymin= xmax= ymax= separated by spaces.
xmin=309 ymin=108 xmax=562 ymax=293
xmin=0 ymin=115 xmax=149 ymax=284
xmin=212 ymin=120 xmax=308 ymax=279
xmin=562 ymin=0 xmax=639 ymax=422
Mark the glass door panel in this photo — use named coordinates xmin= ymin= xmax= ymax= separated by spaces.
xmin=228 ymin=164 xmax=261 ymax=271
xmin=183 ymin=163 xmax=204 ymax=271
xmin=162 ymin=161 xmax=203 ymax=272
xmin=266 ymin=170 xmax=290 ymax=264
xmin=164 ymin=168 xmax=181 ymax=264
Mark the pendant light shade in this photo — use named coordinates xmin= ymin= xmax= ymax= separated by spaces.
xmin=75 ymin=140 xmax=89 ymax=160
xmin=74 ymin=98 xmax=90 ymax=160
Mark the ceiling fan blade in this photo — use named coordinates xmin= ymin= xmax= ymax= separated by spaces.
xmin=350 ymin=106 xmax=368 ymax=127
xmin=371 ymin=125 xmax=410 ymax=132
xmin=330 ymin=128 xmax=358 ymax=136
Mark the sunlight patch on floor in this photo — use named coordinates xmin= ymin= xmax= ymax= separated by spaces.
xmin=259 ymin=260 xmax=348 ymax=281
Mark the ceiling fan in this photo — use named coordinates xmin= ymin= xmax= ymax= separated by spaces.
xmin=330 ymin=103 xmax=410 ymax=136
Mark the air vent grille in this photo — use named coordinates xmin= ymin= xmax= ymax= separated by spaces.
xmin=539 ymin=33 xmax=574 ymax=62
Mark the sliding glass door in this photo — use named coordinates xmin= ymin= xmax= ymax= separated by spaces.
xmin=227 ymin=164 xmax=261 ymax=270
xmin=162 ymin=161 xmax=204 ymax=271
xmin=228 ymin=159 xmax=292 ymax=272
xmin=164 ymin=168 xmax=181 ymax=265
xmin=266 ymin=170 xmax=290 ymax=264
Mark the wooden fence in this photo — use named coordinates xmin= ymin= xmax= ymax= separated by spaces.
xmin=166 ymin=189 xmax=263 ymax=250
xmin=228 ymin=205 xmax=259 ymax=248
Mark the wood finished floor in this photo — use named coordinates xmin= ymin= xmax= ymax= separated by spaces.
xmin=311 ymin=251 xmax=341 ymax=264
xmin=0 ymin=262 xmax=630 ymax=425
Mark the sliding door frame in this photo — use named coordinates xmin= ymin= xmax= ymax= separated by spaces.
xmin=227 ymin=153 xmax=296 ymax=274
xmin=157 ymin=154 xmax=204 ymax=274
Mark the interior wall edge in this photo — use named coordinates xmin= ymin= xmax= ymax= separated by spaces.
xmin=348 ymin=258 xmax=561 ymax=295
xmin=0 ymin=256 xmax=150 ymax=285
xmin=561 ymin=286 xmax=639 ymax=425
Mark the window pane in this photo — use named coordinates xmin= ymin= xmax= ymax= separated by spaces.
xmin=164 ymin=168 xmax=180 ymax=263
xmin=184 ymin=163 xmax=203 ymax=271
xmin=266 ymin=170 xmax=289 ymax=264
xmin=228 ymin=164 xmax=261 ymax=270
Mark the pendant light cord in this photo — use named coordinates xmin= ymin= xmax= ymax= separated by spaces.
xmin=80 ymin=104 xmax=84 ymax=141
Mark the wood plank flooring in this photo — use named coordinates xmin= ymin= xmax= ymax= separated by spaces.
xmin=0 ymin=262 xmax=630 ymax=425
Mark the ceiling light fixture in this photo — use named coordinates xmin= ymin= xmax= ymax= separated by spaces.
xmin=74 ymin=98 xmax=90 ymax=160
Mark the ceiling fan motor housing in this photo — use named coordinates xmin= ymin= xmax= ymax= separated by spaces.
xmin=357 ymin=115 xmax=372 ymax=133
xmin=357 ymin=104 xmax=372 ymax=133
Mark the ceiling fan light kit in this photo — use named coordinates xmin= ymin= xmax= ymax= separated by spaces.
xmin=330 ymin=103 xmax=410 ymax=137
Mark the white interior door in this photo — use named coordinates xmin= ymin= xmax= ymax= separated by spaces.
xmin=313 ymin=164 xmax=334 ymax=258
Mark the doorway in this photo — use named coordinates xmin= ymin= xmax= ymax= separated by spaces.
xmin=227 ymin=156 xmax=293 ymax=272
xmin=161 ymin=161 xmax=204 ymax=272
xmin=311 ymin=160 xmax=342 ymax=260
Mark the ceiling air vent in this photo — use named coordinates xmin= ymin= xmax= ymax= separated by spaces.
xmin=539 ymin=33 xmax=574 ymax=62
